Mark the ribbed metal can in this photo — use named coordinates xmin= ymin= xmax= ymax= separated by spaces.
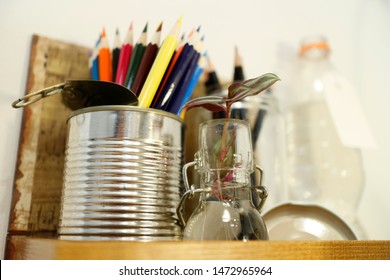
xmin=58 ymin=105 xmax=184 ymax=241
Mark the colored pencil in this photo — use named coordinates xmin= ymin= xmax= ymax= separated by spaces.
xmin=150 ymin=26 xmax=198 ymax=108
xmin=138 ymin=17 xmax=182 ymax=108
xmin=124 ymin=23 xmax=148 ymax=89
xmin=90 ymin=35 xmax=100 ymax=80
xmin=112 ymin=28 xmax=121 ymax=82
xmin=165 ymin=36 xmax=203 ymax=114
xmin=204 ymin=53 xmax=221 ymax=94
xmin=233 ymin=46 xmax=245 ymax=82
xmin=174 ymin=52 xmax=206 ymax=116
xmin=98 ymin=28 xmax=112 ymax=82
xmin=131 ymin=21 xmax=162 ymax=96
xmin=230 ymin=46 xmax=247 ymax=120
xmin=115 ymin=23 xmax=134 ymax=85
xmin=152 ymin=42 xmax=196 ymax=110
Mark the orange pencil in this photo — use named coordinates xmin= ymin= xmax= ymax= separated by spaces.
xmin=98 ymin=28 xmax=112 ymax=81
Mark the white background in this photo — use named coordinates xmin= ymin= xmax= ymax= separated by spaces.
xmin=0 ymin=0 xmax=389 ymax=259
xmin=2 ymin=260 xmax=390 ymax=279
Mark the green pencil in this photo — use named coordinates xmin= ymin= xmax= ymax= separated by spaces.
xmin=124 ymin=23 xmax=148 ymax=89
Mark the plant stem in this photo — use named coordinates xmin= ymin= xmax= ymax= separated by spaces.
xmin=217 ymin=103 xmax=232 ymax=168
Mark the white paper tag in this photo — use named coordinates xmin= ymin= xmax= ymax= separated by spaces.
xmin=322 ymin=73 xmax=376 ymax=149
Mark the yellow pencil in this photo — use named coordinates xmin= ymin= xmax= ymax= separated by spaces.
xmin=138 ymin=16 xmax=182 ymax=108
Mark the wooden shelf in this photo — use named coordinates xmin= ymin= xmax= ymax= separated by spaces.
xmin=20 ymin=238 xmax=390 ymax=260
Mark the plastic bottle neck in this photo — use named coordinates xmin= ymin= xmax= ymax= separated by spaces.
xmin=299 ymin=36 xmax=330 ymax=60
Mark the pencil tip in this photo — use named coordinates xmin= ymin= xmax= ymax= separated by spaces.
xmin=178 ymin=16 xmax=183 ymax=25
xmin=129 ymin=22 xmax=133 ymax=30
xmin=196 ymin=25 xmax=201 ymax=32
xmin=102 ymin=27 xmax=106 ymax=37
xmin=188 ymin=27 xmax=195 ymax=37
xmin=157 ymin=21 xmax=163 ymax=32
xmin=143 ymin=22 xmax=148 ymax=32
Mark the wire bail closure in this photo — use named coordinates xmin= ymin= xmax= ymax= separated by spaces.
xmin=177 ymin=162 xmax=268 ymax=227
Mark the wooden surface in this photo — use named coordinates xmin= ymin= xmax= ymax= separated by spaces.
xmin=6 ymin=34 xmax=90 ymax=259
xmin=22 ymin=239 xmax=390 ymax=260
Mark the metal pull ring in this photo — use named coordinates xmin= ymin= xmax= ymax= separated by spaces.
xmin=252 ymin=165 xmax=268 ymax=211
xmin=252 ymin=185 xmax=269 ymax=212
xmin=11 ymin=80 xmax=139 ymax=110
xmin=12 ymin=83 xmax=65 ymax=108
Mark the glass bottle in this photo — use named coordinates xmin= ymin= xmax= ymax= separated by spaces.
xmin=284 ymin=35 xmax=365 ymax=232
xmin=209 ymin=91 xmax=286 ymax=211
xmin=178 ymin=119 xmax=269 ymax=241
xmin=239 ymin=91 xmax=287 ymax=211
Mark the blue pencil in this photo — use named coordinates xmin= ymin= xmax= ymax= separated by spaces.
xmin=166 ymin=50 xmax=201 ymax=114
xmin=174 ymin=54 xmax=206 ymax=116
xmin=152 ymin=42 xmax=196 ymax=110
xmin=90 ymin=36 xmax=100 ymax=80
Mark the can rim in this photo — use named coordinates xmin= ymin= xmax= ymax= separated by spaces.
xmin=68 ymin=105 xmax=184 ymax=123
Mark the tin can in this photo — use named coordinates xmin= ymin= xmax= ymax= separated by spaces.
xmin=59 ymin=105 xmax=184 ymax=241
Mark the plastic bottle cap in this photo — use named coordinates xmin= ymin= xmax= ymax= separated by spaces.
xmin=299 ymin=41 xmax=330 ymax=56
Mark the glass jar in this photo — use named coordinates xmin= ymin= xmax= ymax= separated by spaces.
xmin=211 ymin=90 xmax=287 ymax=211
xmin=177 ymin=119 xmax=269 ymax=241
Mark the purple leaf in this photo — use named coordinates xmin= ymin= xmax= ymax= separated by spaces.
xmin=180 ymin=95 xmax=227 ymax=114
xmin=225 ymin=73 xmax=280 ymax=104
xmin=180 ymin=73 xmax=280 ymax=118
xmin=227 ymin=82 xmax=243 ymax=99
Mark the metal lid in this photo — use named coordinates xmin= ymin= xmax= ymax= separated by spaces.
xmin=263 ymin=203 xmax=357 ymax=240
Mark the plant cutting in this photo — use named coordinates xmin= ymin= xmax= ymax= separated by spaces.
xmin=179 ymin=73 xmax=280 ymax=240
xmin=180 ymin=72 xmax=280 ymax=170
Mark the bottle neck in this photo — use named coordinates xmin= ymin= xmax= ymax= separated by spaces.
xmin=201 ymin=184 xmax=253 ymax=202
xmin=286 ymin=36 xmax=333 ymax=108
xmin=299 ymin=36 xmax=330 ymax=60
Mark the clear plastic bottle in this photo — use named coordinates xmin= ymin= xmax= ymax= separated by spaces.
xmin=284 ymin=36 xmax=365 ymax=232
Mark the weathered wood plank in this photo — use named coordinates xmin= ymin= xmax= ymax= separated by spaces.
xmin=8 ymin=34 xmax=90 ymax=234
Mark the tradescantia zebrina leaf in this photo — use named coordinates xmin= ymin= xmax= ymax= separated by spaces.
xmin=179 ymin=72 xmax=280 ymax=185
xmin=226 ymin=73 xmax=280 ymax=102
xmin=180 ymin=95 xmax=227 ymax=115
xmin=180 ymin=72 xmax=280 ymax=119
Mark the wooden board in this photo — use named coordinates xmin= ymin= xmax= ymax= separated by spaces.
xmin=22 ymin=239 xmax=390 ymax=260
xmin=6 ymin=34 xmax=90 ymax=259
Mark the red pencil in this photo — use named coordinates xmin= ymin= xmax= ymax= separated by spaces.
xmin=115 ymin=23 xmax=134 ymax=85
